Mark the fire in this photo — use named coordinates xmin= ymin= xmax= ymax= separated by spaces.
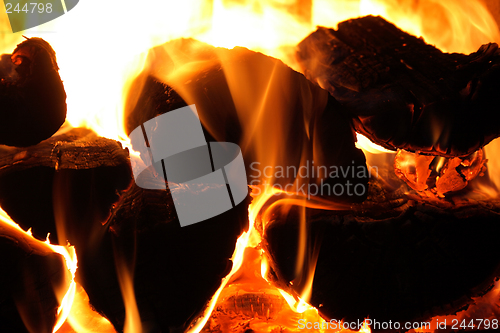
xmin=57 ymin=284 xmax=115 ymax=333
xmin=185 ymin=188 xmax=273 ymax=332
xmin=1 ymin=0 xmax=500 ymax=331
xmin=0 ymin=208 xmax=78 ymax=333
xmin=2 ymin=0 xmax=498 ymax=141
xmin=186 ymin=186 xmax=370 ymax=332
xmin=356 ymin=133 xmax=393 ymax=155
xmin=115 ymin=256 xmax=143 ymax=333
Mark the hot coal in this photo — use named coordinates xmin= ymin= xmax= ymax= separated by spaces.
xmin=394 ymin=149 xmax=487 ymax=196
xmin=0 ymin=37 xmax=66 ymax=147
xmin=297 ymin=16 xmax=500 ymax=157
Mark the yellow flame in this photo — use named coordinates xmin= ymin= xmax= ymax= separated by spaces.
xmin=2 ymin=0 xmax=496 ymax=141
xmin=61 ymin=284 xmax=115 ymax=333
xmin=114 ymin=241 xmax=143 ymax=333
xmin=0 ymin=208 xmax=78 ymax=333
xmin=483 ymin=138 xmax=500 ymax=197
xmin=2 ymin=0 xmax=500 ymax=330
xmin=119 ymin=268 xmax=143 ymax=333
xmin=51 ymin=243 xmax=78 ymax=333
xmin=356 ymin=133 xmax=394 ymax=155
xmin=359 ymin=319 xmax=372 ymax=333
xmin=186 ymin=187 xmax=277 ymax=332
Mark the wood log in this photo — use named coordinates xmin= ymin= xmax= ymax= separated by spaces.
xmin=125 ymin=38 xmax=368 ymax=203
xmin=0 ymin=218 xmax=70 ymax=333
xmin=262 ymin=182 xmax=500 ymax=330
xmin=0 ymin=123 xmax=245 ymax=331
xmin=296 ymin=16 xmax=500 ymax=157
xmin=0 ymin=37 xmax=66 ymax=147
xmin=77 ymin=181 xmax=250 ymax=332
xmin=0 ymin=127 xmax=132 ymax=244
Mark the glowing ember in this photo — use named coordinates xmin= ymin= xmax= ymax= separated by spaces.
xmin=394 ymin=149 xmax=487 ymax=197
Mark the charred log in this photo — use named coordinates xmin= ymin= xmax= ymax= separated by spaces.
xmin=0 ymin=124 xmax=248 ymax=331
xmin=0 ymin=127 xmax=132 ymax=243
xmin=297 ymin=15 xmax=500 ymax=157
xmin=125 ymin=39 xmax=368 ymax=203
xmin=263 ymin=193 xmax=500 ymax=331
xmin=77 ymin=181 xmax=250 ymax=332
xmin=0 ymin=37 xmax=66 ymax=147
xmin=0 ymin=220 xmax=70 ymax=333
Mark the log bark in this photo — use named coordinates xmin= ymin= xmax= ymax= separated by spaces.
xmin=125 ymin=38 xmax=368 ymax=203
xmin=77 ymin=181 xmax=250 ymax=332
xmin=296 ymin=15 xmax=500 ymax=157
xmin=0 ymin=37 xmax=66 ymax=147
xmin=263 ymin=186 xmax=500 ymax=330
xmin=0 ymin=219 xmax=70 ymax=333
xmin=0 ymin=127 xmax=132 ymax=243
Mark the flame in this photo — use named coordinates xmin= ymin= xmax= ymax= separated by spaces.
xmin=1 ymin=0 xmax=500 ymax=331
xmin=0 ymin=208 xmax=78 ymax=333
xmin=116 ymin=264 xmax=143 ymax=333
xmin=57 ymin=284 xmax=115 ymax=333
xmin=185 ymin=187 xmax=280 ymax=332
xmin=1 ymin=0 xmax=497 ymax=141
xmin=356 ymin=133 xmax=393 ymax=155
xmin=186 ymin=186 xmax=367 ymax=332
xmin=483 ymin=138 xmax=500 ymax=197
xmin=50 ymin=243 xmax=78 ymax=333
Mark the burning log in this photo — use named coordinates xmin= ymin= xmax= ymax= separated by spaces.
xmin=296 ymin=15 xmax=500 ymax=157
xmin=0 ymin=218 xmax=70 ymax=333
xmin=77 ymin=182 xmax=250 ymax=332
xmin=263 ymin=194 xmax=500 ymax=329
xmin=0 ymin=124 xmax=246 ymax=331
xmin=125 ymin=38 xmax=368 ymax=202
xmin=0 ymin=37 xmax=66 ymax=147
xmin=0 ymin=127 xmax=132 ymax=243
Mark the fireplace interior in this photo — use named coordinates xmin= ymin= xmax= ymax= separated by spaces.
xmin=1 ymin=0 xmax=500 ymax=332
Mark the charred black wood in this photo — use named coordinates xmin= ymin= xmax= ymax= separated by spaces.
xmin=263 ymin=195 xmax=500 ymax=331
xmin=125 ymin=39 xmax=368 ymax=203
xmin=297 ymin=15 xmax=500 ymax=157
xmin=0 ymin=37 xmax=66 ymax=147
xmin=77 ymin=181 xmax=250 ymax=332
xmin=0 ymin=221 xmax=70 ymax=333
xmin=0 ymin=127 xmax=132 ymax=243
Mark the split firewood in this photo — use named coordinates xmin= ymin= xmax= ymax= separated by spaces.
xmin=296 ymin=15 xmax=500 ymax=157
xmin=262 ymin=190 xmax=500 ymax=329
xmin=77 ymin=181 xmax=250 ymax=332
xmin=125 ymin=38 xmax=368 ymax=202
xmin=0 ymin=37 xmax=66 ymax=147
xmin=0 ymin=127 xmax=132 ymax=243
xmin=0 ymin=218 xmax=70 ymax=333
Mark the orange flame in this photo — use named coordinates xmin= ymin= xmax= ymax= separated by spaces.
xmin=0 ymin=0 xmax=496 ymax=140
xmin=1 ymin=0 xmax=500 ymax=331
xmin=0 ymin=208 xmax=78 ymax=333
